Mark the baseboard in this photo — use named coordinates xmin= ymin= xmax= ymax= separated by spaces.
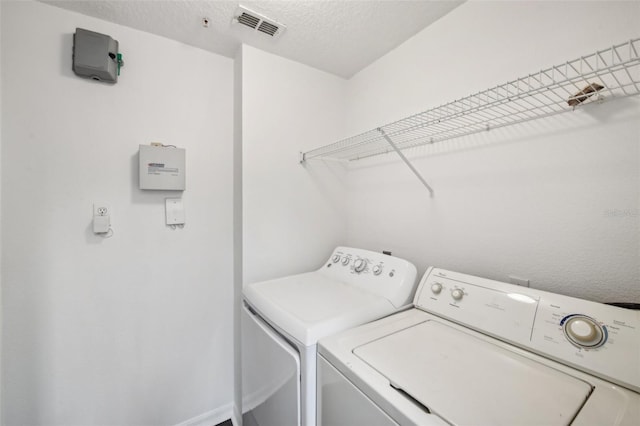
xmin=231 ymin=403 xmax=242 ymax=426
xmin=174 ymin=402 xmax=234 ymax=426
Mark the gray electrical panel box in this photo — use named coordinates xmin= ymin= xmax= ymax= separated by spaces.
xmin=73 ymin=28 xmax=119 ymax=83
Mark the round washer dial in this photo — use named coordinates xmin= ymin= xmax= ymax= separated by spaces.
xmin=561 ymin=314 xmax=607 ymax=349
xmin=451 ymin=288 xmax=464 ymax=301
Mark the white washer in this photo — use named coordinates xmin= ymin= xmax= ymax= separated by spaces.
xmin=318 ymin=267 xmax=640 ymax=426
xmin=242 ymin=247 xmax=418 ymax=426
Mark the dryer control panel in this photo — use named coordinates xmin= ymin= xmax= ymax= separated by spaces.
xmin=321 ymin=247 xmax=418 ymax=309
xmin=415 ymin=268 xmax=640 ymax=393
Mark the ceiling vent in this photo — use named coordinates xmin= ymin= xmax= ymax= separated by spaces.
xmin=233 ymin=6 xmax=286 ymax=39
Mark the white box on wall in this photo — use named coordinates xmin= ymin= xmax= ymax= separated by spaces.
xmin=139 ymin=145 xmax=186 ymax=190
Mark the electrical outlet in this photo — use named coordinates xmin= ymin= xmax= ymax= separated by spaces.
xmin=93 ymin=203 xmax=111 ymax=234
xmin=94 ymin=204 xmax=109 ymax=216
xmin=509 ymin=276 xmax=530 ymax=287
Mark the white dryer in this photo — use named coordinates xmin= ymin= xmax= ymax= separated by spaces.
xmin=318 ymin=267 xmax=640 ymax=426
xmin=242 ymin=247 xmax=418 ymax=426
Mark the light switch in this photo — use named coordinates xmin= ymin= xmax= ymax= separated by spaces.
xmin=165 ymin=198 xmax=185 ymax=225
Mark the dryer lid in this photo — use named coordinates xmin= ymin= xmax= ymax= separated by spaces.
xmin=353 ymin=320 xmax=593 ymax=426
xmin=244 ymin=272 xmax=395 ymax=346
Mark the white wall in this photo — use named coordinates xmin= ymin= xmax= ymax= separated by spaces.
xmin=1 ymin=1 xmax=234 ymax=425
xmin=0 ymin=1 xmax=3 ymax=421
xmin=241 ymin=45 xmax=347 ymax=284
xmin=344 ymin=0 xmax=640 ymax=302
xmin=232 ymin=47 xmax=244 ymax=426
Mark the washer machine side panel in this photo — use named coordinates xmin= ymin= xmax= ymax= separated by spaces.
xmin=317 ymin=355 xmax=399 ymax=426
xmin=242 ymin=305 xmax=300 ymax=426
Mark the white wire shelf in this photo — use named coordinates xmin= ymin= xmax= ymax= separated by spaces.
xmin=301 ymin=38 xmax=640 ymax=163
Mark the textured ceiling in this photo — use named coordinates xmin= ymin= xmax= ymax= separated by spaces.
xmin=40 ymin=0 xmax=463 ymax=78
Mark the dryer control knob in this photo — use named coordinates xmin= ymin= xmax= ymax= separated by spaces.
xmin=342 ymin=257 xmax=350 ymax=266
xmin=332 ymin=255 xmax=341 ymax=263
xmin=451 ymin=288 xmax=464 ymax=301
xmin=372 ymin=265 xmax=383 ymax=275
xmin=354 ymin=259 xmax=367 ymax=273
xmin=431 ymin=283 xmax=443 ymax=294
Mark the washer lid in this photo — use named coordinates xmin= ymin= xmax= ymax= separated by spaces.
xmin=244 ymin=272 xmax=395 ymax=346
xmin=353 ymin=320 xmax=593 ymax=426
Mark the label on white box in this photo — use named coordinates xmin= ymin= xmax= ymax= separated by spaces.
xmin=165 ymin=198 xmax=185 ymax=225
xmin=139 ymin=145 xmax=186 ymax=190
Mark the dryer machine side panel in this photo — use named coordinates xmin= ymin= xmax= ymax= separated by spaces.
xmin=242 ymin=304 xmax=300 ymax=426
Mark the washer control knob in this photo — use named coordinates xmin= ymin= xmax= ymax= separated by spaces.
xmin=332 ymin=255 xmax=341 ymax=263
xmin=372 ymin=265 xmax=383 ymax=275
xmin=354 ymin=259 xmax=367 ymax=273
xmin=341 ymin=257 xmax=350 ymax=266
xmin=451 ymin=288 xmax=464 ymax=301
xmin=431 ymin=283 xmax=443 ymax=294
xmin=563 ymin=315 xmax=606 ymax=348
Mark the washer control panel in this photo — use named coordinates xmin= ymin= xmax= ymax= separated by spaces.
xmin=415 ymin=267 xmax=640 ymax=392
xmin=322 ymin=247 xmax=418 ymax=309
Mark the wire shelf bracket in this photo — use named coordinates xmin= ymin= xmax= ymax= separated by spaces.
xmin=378 ymin=127 xmax=434 ymax=197
xmin=300 ymin=38 xmax=640 ymax=195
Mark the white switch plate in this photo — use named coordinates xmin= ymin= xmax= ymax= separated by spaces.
xmin=165 ymin=198 xmax=185 ymax=225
